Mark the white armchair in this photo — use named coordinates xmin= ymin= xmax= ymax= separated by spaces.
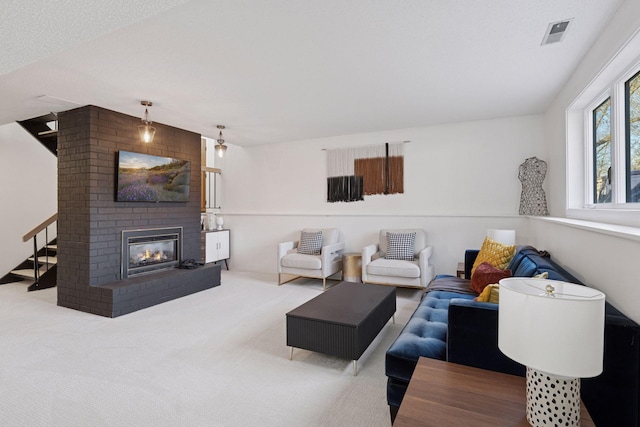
xmin=277 ymin=228 xmax=345 ymax=291
xmin=361 ymin=229 xmax=434 ymax=289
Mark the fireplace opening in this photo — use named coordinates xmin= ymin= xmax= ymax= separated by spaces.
xmin=122 ymin=227 xmax=182 ymax=279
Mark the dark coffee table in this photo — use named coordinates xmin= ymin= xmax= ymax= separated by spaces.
xmin=286 ymin=281 xmax=396 ymax=375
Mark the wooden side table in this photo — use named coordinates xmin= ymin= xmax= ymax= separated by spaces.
xmin=456 ymin=262 xmax=465 ymax=279
xmin=393 ymin=357 xmax=594 ymax=427
xmin=342 ymin=252 xmax=362 ymax=283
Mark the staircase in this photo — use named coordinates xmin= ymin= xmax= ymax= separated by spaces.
xmin=1 ymin=113 xmax=60 ymax=290
xmin=2 ymin=242 xmax=58 ymax=291
xmin=17 ymin=112 xmax=58 ymax=156
xmin=0 ymin=213 xmax=58 ymax=291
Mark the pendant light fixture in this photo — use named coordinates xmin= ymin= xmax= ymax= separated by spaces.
xmin=215 ymin=125 xmax=227 ymax=158
xmin=138 ymin=100 xmax=156 ymax=143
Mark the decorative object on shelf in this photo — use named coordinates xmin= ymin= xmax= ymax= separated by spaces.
xmin=215 ymin=214 xmax=224 ymax=230
xmin=518 ymin=156 xmax=549 ymax=215
xmin=214 ymin=125 xmax=227 ymax=158
xmin=498 ymin=277 xmax=605 ymax=427
xmin=326 ymin=141 xmax=407 ymax=203
xmin=138 ymin=100 xmax=156 ymax=143
xmin=206 ymin=213 xmax=216 ymax=230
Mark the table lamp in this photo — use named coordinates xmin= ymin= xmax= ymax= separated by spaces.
xmin=498 ymin=277 xmax=605 ymax=427
xmin=487 ymin=229 xmax=516 ymax=245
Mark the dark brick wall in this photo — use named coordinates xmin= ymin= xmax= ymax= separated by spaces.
xmin=56 ymin=105 xmax=215 ymax=317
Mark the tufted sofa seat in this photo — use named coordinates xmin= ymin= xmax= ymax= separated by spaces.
xmin=385 ymin=290 xmax=472 ymax=383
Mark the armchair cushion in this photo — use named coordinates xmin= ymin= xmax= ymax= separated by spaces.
xmin=385 ymin=232 xmax=416 ymax=261
xmin=298 ymin=230 xmax=323 ymax=255
xmin=303 ymin=228 xmax=338 ymax=245
xmin=367 ymin=259 xmax=420 ymax=278
xmin=281 ymin=253 xmax=322 ymax=270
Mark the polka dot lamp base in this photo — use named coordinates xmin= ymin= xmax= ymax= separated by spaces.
xmin=526 ymin=367 xmax=581 ymax=427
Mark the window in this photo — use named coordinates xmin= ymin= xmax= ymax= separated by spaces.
xmin=587 ymin=67 xmax=640 ymax=207
xmin=593 ymin=98 xmax=611 ymax=203
xmin=626 ymin=70 xmax=640 ymax=203
xmin=566 ymin=26 xmax=640 ymax=227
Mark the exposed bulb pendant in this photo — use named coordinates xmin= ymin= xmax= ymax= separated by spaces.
xmin=138 ymin=101 xmax=156 ymax=143
xmin=215 ymin=125 xmax=227 ymax=158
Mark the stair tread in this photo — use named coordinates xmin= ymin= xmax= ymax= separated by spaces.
xmin=47 ymin=244 xmax=57 ymax=250
xmin=11 ymin=264 xmax=55 ymax=278
xmin=10 ymin=269 xmax=38 ymax=278
xmin=28 ymin=256 xmax=58 ymax=264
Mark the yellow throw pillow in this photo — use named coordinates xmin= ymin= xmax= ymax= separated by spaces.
xmin=475 ymin=284 xmax=500 ymax=303
xmin=471 ymin=237 xmax=516 ymax=276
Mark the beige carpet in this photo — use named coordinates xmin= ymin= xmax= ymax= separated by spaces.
xmin=0 ymin=272 xmax=422 ymax=427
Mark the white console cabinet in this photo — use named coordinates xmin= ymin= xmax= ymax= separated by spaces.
xmin=204 ymin=229 xmax=229 ymax=269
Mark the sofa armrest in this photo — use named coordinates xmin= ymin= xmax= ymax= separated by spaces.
xmin=361 ymin=243 xmax=378 ymax=282
xmin=418 ymin=246 xmax=434 ymax=286
xmin=447 ymin=298 xmax=525 ymax=376
xmin=464 ymin=250 xmax=479 ymax=279
xmin=277 ymin=241 xmax=297 ymax=273
xmin=320 ymin=241 xmax=345 ymax=264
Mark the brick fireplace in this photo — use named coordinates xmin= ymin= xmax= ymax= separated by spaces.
xmin=56 ymin=105 xmax=220 ymax=317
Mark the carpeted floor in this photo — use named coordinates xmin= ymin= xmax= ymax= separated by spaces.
xmin=0 ymin=271 xmax=422 ymax=427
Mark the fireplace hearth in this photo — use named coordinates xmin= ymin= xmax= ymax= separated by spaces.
xmin=122 ymin=227 xmax=182 ymax=279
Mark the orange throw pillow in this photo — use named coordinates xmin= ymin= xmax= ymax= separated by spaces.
xmin=470 ymin=262 xmax=512 ymax=294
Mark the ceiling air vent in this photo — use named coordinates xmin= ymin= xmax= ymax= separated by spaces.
xmin=541 ymin=19 xmax=573 ymax=46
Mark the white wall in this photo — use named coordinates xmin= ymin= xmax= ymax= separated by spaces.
xmin=530 ymin=218 xmax=640 ymax=323
xmin=0 ymin=123 xmax=57 ymax=277
xmin=542 ymin=0 xmax=640 ymax=323
xmin=217 ymin=115 xmax=543 ymax=275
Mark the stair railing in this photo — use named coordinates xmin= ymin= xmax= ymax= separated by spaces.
xmin=22 ymin=213 xmax=57 ymax=284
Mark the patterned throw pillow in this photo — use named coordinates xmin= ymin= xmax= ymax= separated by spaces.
xmin=475 ymin=284 xmax=500 ymax=303
xmin=471 ymin=237 xmax=516 ymax=276
xmin=470 ymin=262 xmax=512 ymax=294
xmin=298 ymin=231 xmax=323 ymax=255
xmin=385 ymin=232 xmax=416 ymax=261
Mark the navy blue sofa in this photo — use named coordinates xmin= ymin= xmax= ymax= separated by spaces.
xmin=386 ymin=246 xmax=640 ymax=427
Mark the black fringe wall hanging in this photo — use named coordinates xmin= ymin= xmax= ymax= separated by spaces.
xmin=326 ymin=142 xmax=404 ymax=203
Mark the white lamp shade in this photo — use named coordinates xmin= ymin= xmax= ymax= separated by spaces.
xmin=487 ymin=229 xmax=516 ymax=245
xmin=498 ymin=277 xmax=605 ymax=378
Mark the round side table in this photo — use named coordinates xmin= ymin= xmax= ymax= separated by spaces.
xmin=342 ymin=252 xmax=362 ymax=283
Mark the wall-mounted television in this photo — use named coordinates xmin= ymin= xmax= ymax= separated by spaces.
xmin=116 ymin=150 xmax=191 ymax=202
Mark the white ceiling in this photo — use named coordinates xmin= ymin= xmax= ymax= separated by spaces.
xmin=0 ymin=0 xmax=624 ymax=146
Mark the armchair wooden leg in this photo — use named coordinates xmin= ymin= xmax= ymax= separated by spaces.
xmin=278 ymin=274 xmax=301 ymax=286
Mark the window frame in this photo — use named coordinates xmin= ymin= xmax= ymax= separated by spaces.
xmin=624 ymin=69 xmax=640 ymax=203
xmin=588 ymin=95 xmax=612 ymax=205
xmin=583 ymin=60 xmax=640 ymax=210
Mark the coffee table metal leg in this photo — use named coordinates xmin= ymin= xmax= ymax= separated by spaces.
xmin=393 ymin=313 xmax=395 ymax=324
xmin=290 ymin=346 xmax=294 ymax=360
xmin=353 ymin=360 xmax=357 ymax=376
